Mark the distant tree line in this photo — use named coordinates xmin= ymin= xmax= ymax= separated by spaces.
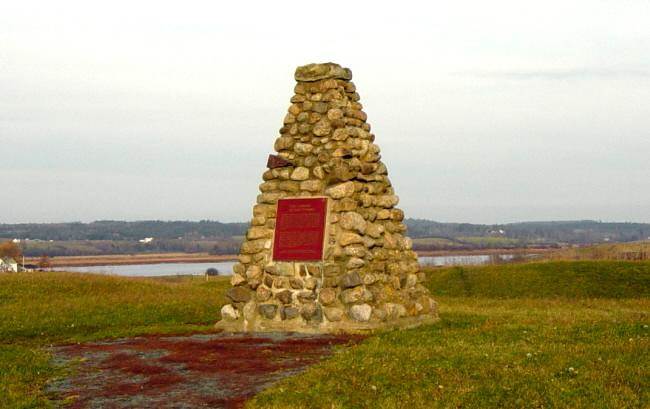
xmin=0 ymin=220 xmax=247 ymax=241
xmin=1 ymin=219 xmax=648 ymax=257
xmin=0 ymin=241 xmax=22 ymax=259
xmin=404 ymin=219 xmax=650 ymax=244
xmin=17 ymin=238 xmax=243 ymax=257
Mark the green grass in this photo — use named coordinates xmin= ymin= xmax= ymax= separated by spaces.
xmin=248 ymin=261 xmax=649 ymax=409
xmin=425 ymin=261 xmax=650 ymax=299
xmin=547 ymin=241 xmax=650 ymax=261
xmin=0 ymin=272 xmax=230 ymax=408
xmin=0 ymin=345 xmax=53 ymax=409
xmin=1 ymin=261 xmax=649 ymax=408
xmin=248 ymin=297 xmax=648 ymax=409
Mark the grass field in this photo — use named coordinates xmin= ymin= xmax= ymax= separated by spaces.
xmin=0 ymin=273 xmax=229 ymax=408
xmin=1 ymin=261 xmax=648 ymax=408
xmin=425 ymin=261 xmax=650 ymax=298
xmin=546 ymin=241 xmax=650 ymax=261
xmin=248 ymin=261 xmax=649 ymax=409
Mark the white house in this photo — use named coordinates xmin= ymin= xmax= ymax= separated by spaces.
xmin=139 ymin=237 xmax=154 ymax=244
xmin=0 ymin=257 xmax=19 ymax=272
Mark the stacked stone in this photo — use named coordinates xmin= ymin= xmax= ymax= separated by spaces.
xmin=218 ymin=63 xmax=438 ymax=332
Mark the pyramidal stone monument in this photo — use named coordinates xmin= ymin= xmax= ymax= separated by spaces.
xmin=216 ymin=63 xmax=438 ymax=333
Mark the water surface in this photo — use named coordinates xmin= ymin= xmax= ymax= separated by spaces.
xmin=420 ymin=254 xmax=515 ymax=266
xmin=55 ymin=254 xmax=521 ymax=277
xmin=56 ymin=261 xmax=237 ymax=277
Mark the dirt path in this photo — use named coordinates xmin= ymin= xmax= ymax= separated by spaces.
xmin=48 ymin=332 xmax=362 ymax=408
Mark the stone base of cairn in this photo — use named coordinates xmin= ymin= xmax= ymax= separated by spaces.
xmin=215 ymin=63 xmax=438 ymax=333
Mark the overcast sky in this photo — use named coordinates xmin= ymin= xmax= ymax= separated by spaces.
xmin=1 ymin=1 xmax=649 ymax=224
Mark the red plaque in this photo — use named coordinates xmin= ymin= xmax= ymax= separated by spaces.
xmin=273 ymin=197 xmax=328 ymax=261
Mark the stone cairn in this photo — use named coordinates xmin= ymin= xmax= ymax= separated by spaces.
xmin=216 ymin=63 xmax=438 ymax=333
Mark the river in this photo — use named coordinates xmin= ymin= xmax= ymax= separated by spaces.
xmin=54 ymin=254 xmax=524 ymax=277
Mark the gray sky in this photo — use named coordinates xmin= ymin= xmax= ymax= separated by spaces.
xmin=2 ymin=1 xmax=649 ymax=224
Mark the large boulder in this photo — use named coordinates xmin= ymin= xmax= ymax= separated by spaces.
xmin=294 ymin=62 xmax=352 ymax=82
xmin=258 ymin=304 xmax=278 ymax=319
xmin=227 ymin=286 xmax=252 ymax=303
xmin=220 ymin=304 xmax=239 ymax=321
xmin=349 ymin=304 xmax=372 ymax=322
xmin=339 ymin=272 xmax=362 ymax=289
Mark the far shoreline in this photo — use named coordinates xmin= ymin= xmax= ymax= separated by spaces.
xmin=28 ymin=252 xmax=238 ymax=267
xmin=29 ymin=248 xmax=551 ymax=267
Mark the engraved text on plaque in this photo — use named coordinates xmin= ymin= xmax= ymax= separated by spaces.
xmin=272 ymin=197 xmax=327 ymax=261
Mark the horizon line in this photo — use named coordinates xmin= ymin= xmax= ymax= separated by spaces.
xmin=2 ymin=218 xmax=650 ymax=226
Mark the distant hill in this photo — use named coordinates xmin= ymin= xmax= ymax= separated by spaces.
xmin=404 ymin=219 xmax=650 ymax=244
xmin=0 ymin=220 xmax=248 ymax=241
xmin=1 ymin=219 xmax=648 ymax=243
xmin=1 ymin=219 xmax=649 ymax=257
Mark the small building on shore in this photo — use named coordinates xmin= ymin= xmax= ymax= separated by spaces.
xmin=0 ymin=257 xmax=19 ymax=272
